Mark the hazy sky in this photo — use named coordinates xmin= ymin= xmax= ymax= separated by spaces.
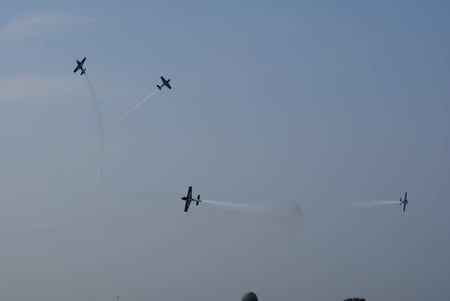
xmin=0 ymin=1 xmax=449 ymax=300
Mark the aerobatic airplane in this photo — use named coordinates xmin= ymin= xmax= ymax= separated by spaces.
xmin=400 ymin=192 xmax=408 ymax=212
xmin=181 ymin=186 xmax=201 ymax=212
xmin=73 ymin=57 xmax=86 ymax=75
xmin=157 ymin=76 xmax=172 ymax=90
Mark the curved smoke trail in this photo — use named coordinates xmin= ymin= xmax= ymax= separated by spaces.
xmin=112 ymin=89 xmax=159 ymax=128
xmin=84 ymin=73 xmax=105 ymax=188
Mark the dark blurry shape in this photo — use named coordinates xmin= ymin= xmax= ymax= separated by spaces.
xmin=181 ymin=186 xmax=201 ymax=212
xmin=73 ymin=57 xmax=86 ymax=75
xmin=343 ymin=298 xmax=366 ymax=301
xmin=242 ymin=292 xmax=258 ymax=301
xmin=157 ymin=76 xmax=172 ymax=90
xmin=399 ymin=192 xmax=408 ymax=212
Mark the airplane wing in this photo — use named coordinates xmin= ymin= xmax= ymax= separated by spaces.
xmin=403 ymin=202 xmax=406 ymax=212
xmin=80 ymin=57 xmax=86 ymax=64
xmin=73 ymin=66 xmax=80 ymax=73
xmin=184 ymin=200 xmax=191 ymax=212
xmin=166 ymin=82 xmax=172 ymax=89
xmin=187 ymin=186 xmax=192 ymax=199
xmin=160 ymin=76 xmax=166 ymax=82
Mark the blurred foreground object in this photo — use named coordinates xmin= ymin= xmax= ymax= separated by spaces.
xmin=242 ymin=292 xmax=258 ymax=301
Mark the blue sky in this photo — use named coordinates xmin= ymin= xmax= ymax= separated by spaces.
xmin=0 ymin=1 xmax=449 ymax=301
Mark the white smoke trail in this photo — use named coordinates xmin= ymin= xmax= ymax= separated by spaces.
xmin=92 ymin=165 xmax=102 ymax=188
xmin=84 ymin=73 xmax=105 ymax=188
xmin=112 ymin=89 xmax=159 ymax=128
xmin=201 ymin=199 xmax=303 ymax=223
xmin=354 ymin=200 xmax=400 ymax=208
xmin=84 ymin=74 xmax=104 ymax=149
xmin=201 ymin=199 xmax=255 ymax=211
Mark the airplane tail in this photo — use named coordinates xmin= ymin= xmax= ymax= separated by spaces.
xmin=157 ymin=85 xmax=162 ymax=90
xmin=196 ymin=195 xmax=200 ymax=205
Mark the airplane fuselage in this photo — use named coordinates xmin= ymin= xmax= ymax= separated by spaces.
xmin=181 ymin=196 xmax=200 ymax=204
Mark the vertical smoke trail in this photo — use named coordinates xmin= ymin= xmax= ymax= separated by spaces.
xmin=92 ymin=165 xmax=102 ymax=188
xmin=112 ymin=89 xmax=159 ymax=128
xmin=84 ymin=73 xmax=105 ymax=150
xmin=84 ymin=73 xmax=105 ymax=188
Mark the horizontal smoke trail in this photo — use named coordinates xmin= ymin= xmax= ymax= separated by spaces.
xmin=354 ymin=200 xmax=400 ymax=208
xmin=201 ymin=199 xmax=303 ymax=223
xmin=112 ymin=89 xmax=159 ymax=128
xmin=201 ymin=199 xmax=256 ymax=211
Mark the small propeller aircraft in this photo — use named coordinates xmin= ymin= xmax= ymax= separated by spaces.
xmin=181 ymin=186 xmax=201 ymax=212
xmin=157 ymin=76 xmax=172 ymax=90
xmin=73 ymin=57 xmax=86 ymax=75
xmin=399 ymin=192 xmax=408 ymax=212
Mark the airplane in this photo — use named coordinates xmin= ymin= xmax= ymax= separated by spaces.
xmin=181 ymin=186 xmax=201 ymax=212
xmin=399 ymin=192 xmax=408 ymax=212
xmin=157 ymin=76 xmax=172 ymax=90
xmin=73 ymin=57 xmax=86 ymax=75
